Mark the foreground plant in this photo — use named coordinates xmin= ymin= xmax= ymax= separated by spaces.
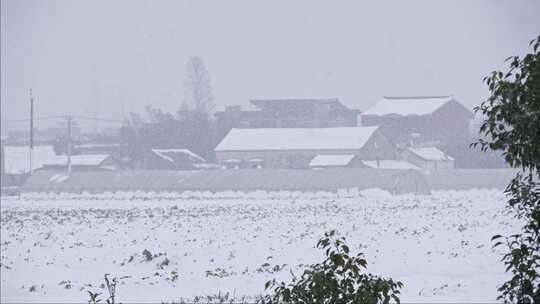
xmin=170 ymin=292 xmax=255 ymax=304
xmin=474 ymin=34 xmax=540 ymax=303
xmin=87 ymin=274 xmax=119 ymax=304
xmin=260 ymin=230 xmax=403 ymax=304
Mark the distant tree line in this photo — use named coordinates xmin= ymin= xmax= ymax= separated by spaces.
xmin=119 ymin=56 xmax=219 ymax=163
xmin=120 ymin=105 xmax=216 ymax=162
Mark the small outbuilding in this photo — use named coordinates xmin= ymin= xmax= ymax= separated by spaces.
xmin=403 ymin=147 xmax=454 ymax=170
xmin=40 ymin=154 xmax=116 ymax=171
xmin=309 ymin=154 xmax=361 ymax=169
xmin=137 ymin=149 xmax=206 ymax=170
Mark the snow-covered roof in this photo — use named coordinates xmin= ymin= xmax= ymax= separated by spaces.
xmin=363 ymin=96 xmax=453 ymax=116
xmin=2 ymin=146 xmax=58 ymax=174
xmin=362 ymin=160 xmax=421 ymax=170
xmin=215 ymin=127 xmax=379 ymax=152
xmin=75 ymin=144 xmax=122 ymax=148
xmin=248 ymin=158 xmax=264 ymax=162
xmin=192 ymin=163 xmax=222 ymax=169
xmin=223 ymin=159 xmax=242 ymax=163
xmin=309 ymin=154 xmax=356 ymax=167
xmin=45 ymin=154 xmax=111 ymax=166
xmin=151 ymin=149 xmax=205 ymax=163
xmin=408 ymin=147 xmax=454 ymax=161
xmin=48 ymin=174 xmax=70 ymax=183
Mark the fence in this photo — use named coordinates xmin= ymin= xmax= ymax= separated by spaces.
xmin=14 ymin=168 xmax=521 ymax=197
xmin=20 ymin=168 xmax=433 ymax=195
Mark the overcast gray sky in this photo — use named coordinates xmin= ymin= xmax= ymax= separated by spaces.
xmin=2 ymin=0 xmax=539 ymax=126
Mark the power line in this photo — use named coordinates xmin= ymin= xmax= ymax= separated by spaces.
xmin=73 ymin=115 xmax=123 ymax=123
xmin=1 ymin=115 xmax=123 ymax=124
xmin=1 ymin=115 xmax=68 ymax=124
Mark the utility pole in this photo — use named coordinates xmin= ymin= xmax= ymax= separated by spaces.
xmin=67 ymin=115 xmax=72 ymax=173
xmin=29 ymin=89 xmax=34 ymax=175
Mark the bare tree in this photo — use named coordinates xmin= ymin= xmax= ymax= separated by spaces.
xmin=183 ymin=56 xmax=214 ymax=115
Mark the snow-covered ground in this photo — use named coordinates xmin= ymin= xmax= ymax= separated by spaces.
xmin=0 ymin=189 xmax=517 ymax=303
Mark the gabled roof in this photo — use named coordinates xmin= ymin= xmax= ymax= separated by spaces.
xmin=151 ymin=149 xmax=205 ymax=163
xmin=309 ymin=154 xmax=356 ymax=167
xmin=215 ymin=127 xmax=379 ymax=152
xmin=75 ymin=144 xmax=122 ymax=149
xmin=408 ymin=147 xmax=454 ymax=161
xmin=363 ymin=96 xmax=461 ymax=116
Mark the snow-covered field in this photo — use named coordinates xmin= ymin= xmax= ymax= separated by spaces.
xmin=1 ymin=189 xmax=517 ymax=303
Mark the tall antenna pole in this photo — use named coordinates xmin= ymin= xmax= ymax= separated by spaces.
xmin=67 ymin=115 xmax=72 ymax=173
xmin=29 ymin=88 xmax=34 ymax=175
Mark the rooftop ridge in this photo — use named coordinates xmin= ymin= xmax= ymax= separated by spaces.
xmin=382 ymin=95 xmax=452 ymax=100
xmin=250 ymin=98 xmax=339 ymax=102
xmin=215 ymin=126 xmax=379 ymax=152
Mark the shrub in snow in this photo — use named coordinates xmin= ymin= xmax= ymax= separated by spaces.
xmin=142 ymin=249 xmax=153 ymax=261
xmin=261 ymin=230 xmax=403 ymax=304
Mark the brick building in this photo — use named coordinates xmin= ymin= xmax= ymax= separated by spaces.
xmin=361 ymin=96 xmax=473 ymax=146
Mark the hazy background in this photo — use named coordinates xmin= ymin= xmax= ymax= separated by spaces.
xmin=2 ymin=0 xmax=539 ymax=125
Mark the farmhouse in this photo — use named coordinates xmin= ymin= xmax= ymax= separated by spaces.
xmin=403 ymin=147 xmax=454 ymax=170
xmin=215 ymin=126 xmax=396 ymax=169
xmin=361 ymin=96 xmax=473 ymax=145
xmin=215 ymin=98 xmax=360 ymax=129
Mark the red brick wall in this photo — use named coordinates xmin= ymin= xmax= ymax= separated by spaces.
xmin=362 ymin=101 xmax=472 ymax=145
